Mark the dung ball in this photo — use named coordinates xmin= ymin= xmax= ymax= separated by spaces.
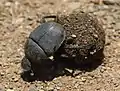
xmin=55 ymin=11 xmax=105 ymax=64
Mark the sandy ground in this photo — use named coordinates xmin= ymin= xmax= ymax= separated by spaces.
xmin=0 ymin=0 xmax=120 ymax=91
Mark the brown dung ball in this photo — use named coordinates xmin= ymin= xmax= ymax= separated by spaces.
xmin=54 ymin=11 xmax=105 ymax=64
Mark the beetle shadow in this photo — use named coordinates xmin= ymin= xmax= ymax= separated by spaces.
xmin=21 ymin=49 xmax=104 ymax=82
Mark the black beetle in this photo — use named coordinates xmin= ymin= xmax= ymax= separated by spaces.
xmin=22 ymin=16 xmax=65 ymax=72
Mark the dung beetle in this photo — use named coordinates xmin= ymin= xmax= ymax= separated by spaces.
xmin=22 ymin=16 xmax=66 ymax=72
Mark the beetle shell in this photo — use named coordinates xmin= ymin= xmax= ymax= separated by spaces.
xmin=25 ymin=22 xmax=65 ymax=63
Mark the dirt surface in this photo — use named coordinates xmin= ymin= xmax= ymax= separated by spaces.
xmin=0 ymin=0 xmax=120 ymax=91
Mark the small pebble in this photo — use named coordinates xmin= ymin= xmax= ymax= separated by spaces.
xmin=14 ymin=77 xmax=19 ymax=82
xmin=56 ymin=87 xmax=61 ymax=90
xmin=0 ymin=72 xmax=5 ymax=76
xmin=47 ymin=87 xmax=54 ymax=91
xmin=6 ymin=89 xmax=14 ymax=91
xmin=79 ymin=81 xmax=84 ymax=85
xmin=81 ymin=77 xmax=86 ymax=82
xmin=39 ymin=90 xmax=44 ymax=91
xmin=5 ymin=2 xmax=11 ymax=7
xmin=71 ymin=34 xmax=77 ymax=38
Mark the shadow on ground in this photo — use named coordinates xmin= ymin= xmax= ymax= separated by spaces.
xmin=21 ymin=49 xmax=104 ymax=82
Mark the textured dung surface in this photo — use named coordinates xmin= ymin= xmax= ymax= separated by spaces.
xmin=55 ymin=11 xmax=105 ymax=63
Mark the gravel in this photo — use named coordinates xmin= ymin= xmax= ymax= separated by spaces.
xmin=0 ymin=0 xmax=120 ymax=91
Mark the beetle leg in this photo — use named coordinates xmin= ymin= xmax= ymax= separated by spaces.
xmin=42 ymin=15 xmax=58 ymax=23
xmin=21 ymin=57 xmax=32 ymax=72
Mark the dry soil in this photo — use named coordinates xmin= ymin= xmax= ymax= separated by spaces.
xmin=0 ymin=0 xmax=120 ymax=91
